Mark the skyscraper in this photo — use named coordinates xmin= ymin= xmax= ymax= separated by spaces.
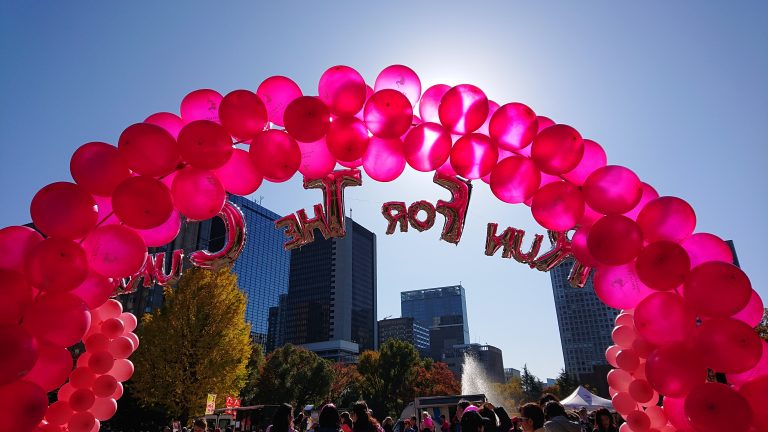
xmin=401 ymin=285 xmax=469 ymax=361
xmin=378 ymin=317 xmax=430 ymax=356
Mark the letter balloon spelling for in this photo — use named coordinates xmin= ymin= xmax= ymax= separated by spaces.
xmin=0 ymin=64 xmax=765 ymax=432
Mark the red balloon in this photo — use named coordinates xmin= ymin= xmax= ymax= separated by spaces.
xmin=117 ymin=123 xmax=181 ymax=177
xmin=92 ymin=375 xmax=118 ymax=398
xmin=125 ymin=333 xmax=140 ymax=351
xmin=70 ymin=142 xmax=131 ymax=197
xmin=88 ymin=351 xmax=115 ymax=375
xmin=319 ymin=65 xmax=367 ymax=116
xmin=438 ymin=84 xmax=489 ymax=135
xmin=219 ymin=89 xmax=268 ymax=140
xmin=57 ymin=382 xmax=75 ymax=401
xmin=623 ymin=183 xmax=659 ymax=221
xmin=608 ymin=369 xmax=633 ymax=392
xmin=531 ymin=181 xmax=585 ymax=231
xmin=646 ymin=342 xmax=706 ymax=397
xmin=120 ymin=312 xmax=137 ymax=333
xmin=685 ymin=382 xmax=751 ymax=432
xmin=632 ymin=336 xmax=657 ymax=359
xmin=536 ymin=116 xmax=555 ymax=131
xmin=30 ymin=182 xmax=98 ymax=240
xmin=0 ymin=324 xmax=38 ymax=385
xmin=297 ymin=138 xmax=336 ymax=179
xmin=84 ymin=333 xmax=109 ymax=352
xmin=111 ymin=382 xmax=124 ymax=400
xmin=213 ymin=148 xmax=263 ymax=195
xmin=109 ymin=359 xmax=134 ymax=382
xmin=0 ymin=226 xmax=43 ymax=273
xmin=583 ymin=165 xmax=643 ymax=214
xmin=612 ymin=325 xmax=637 ymax=348
xmin=562 ymin=139 xmax=608 ymax=186
xmin=101 ymin=317 xmax=125 ymax=338
xmin=683 ymin=261 xmax=752 ymax=317
xmin=635 ymin=241 xmax=691 ymax=291
xmin=403 ymin=122 xmax=452 ymax=172
xmin=693 ymin=317 xmax=762 ymax=373
xmin=112 ymin=176 xmax=174 ymax=230
xmin=570 ymin=225 xmax=599 ymax=267
xmin=489 ymin=155 xmax=541 ymax=204
xmin=249 ymin=129 xmax=302 ymax=182
xmin=681 ymin=232 xmax=734 ymax=268
xmin=69 ymin=367 xmax=96 ymax=389
xmin=663 ymin=396 xmax=692 ymax=431
xmin=91 ymin=397 xmax=117 ymax=421
xmin=326 ymin=116 xmax=370 ymax=162
xmin=45 ymin=400 xmax=73 ymax=425
xmin=617 ymin=348 xmax=641 ymax=371
xmin=256 ymin=76 xmax=302 ymax=127
xmin=531 ymin=124 xmax=584 ymax=175
xmin=611 ymin=391 xmax=636 ymax=415
xmin=0 ymin=380 xmax=48 ymax=431
xmin=180 ymin=89 xmax=222 ymax=123
xmin=69 ymin=388 xmax=95 ymax=412
xmin=144 ymin=112 xmax=184 ymax=139
xmin=477 ymin=100 xmax=499 ymax=137
xmin=0 ymin=270 xmax=33 ymax=325
xmin=634 ymin=292 xmax=696 ymax=346
xmin=375 ymin=65 xmax=422 ymax=107
xmin=629 ymin=379 xmax=654 ymax=404
xmin=739 ymin=375 xmax=768 ymax=431
xmin=93 ymin=299 xmax=122 ymax=322
xmin=70 ymin=272 xmax=114 ymax=310
xmin=364 ymin=89 xmax=413 ymax=139
xmin=25 ymin=238 xmax=89 ymax=293
xmin=108 ymin=336 xmax=135 ymax=360
xmin=626 ymin=410 xmax=651 ymax=432
xmin=171 ymin=167 xmax=225 ymax=220
xmin=644 ymin=405 xmax=667 ymax=429
xmin=284 ymin=96 xmax=331 ymax=143
xmin=593 ymin=263 xmax=655 ymax=310
xmin=178 ymin=120 xmax=234 ymax=169
xmin=83 ymin=225 xmax=147 ymax=279
xmin=489 ymin=103 xmax=538 ymax=151
xmin=606 ymin=345 xmax=622 ymax=368
xmin=636 ymin=196 xmax=696 ymax=243
xmin=419 ymin=84 xmax=450 ymax=123
xmin=732 ymin=290 xmax=765 ymax=328
xmin=450 ymin=133 xmax=498 ymax=179
xmin=22 ymin=293 xmax=90 ymax=347
xmin=22 ymin=344 xmax=72 ymax=392
xmin=362 ymin=137 xmax=406 ymax=182
xmin=587 ymin=215 xmax=644 ymax=265
xmin=68 ymin=411 xmax=97 ymax=432
xmin=136 ymin=209 xmax=181 ymax=248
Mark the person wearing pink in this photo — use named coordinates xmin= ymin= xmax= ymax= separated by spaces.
xmin=421 ymin=412 xmax=435 ymax=432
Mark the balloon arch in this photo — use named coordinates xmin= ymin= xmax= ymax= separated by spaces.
xmin=1 ymin=65 xmax=766 ymax=432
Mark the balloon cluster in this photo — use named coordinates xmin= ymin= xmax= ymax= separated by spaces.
xmin=0 ymin=64 xmax=765 ymax=432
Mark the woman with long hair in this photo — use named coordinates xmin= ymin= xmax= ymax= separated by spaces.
xmin=351 ymin=401 xmax=378 ymax=432
xmin=318 ymin=404 xmax=343 ymax=432
xmin=271 ymin=403 xmax=295 ymax=432
xmin=592 ymin=408 xmax=617 ymax=432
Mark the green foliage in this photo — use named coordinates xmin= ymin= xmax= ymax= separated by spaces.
xmin=240 ymin=342 xmax=266 ymax=403
xmin=520 ymin=364 xmax=544 ymax=403
xmin=757 ymin=308 xmax=768 ymax=341
xmin=357 ymin=339 xmax=420 ymax=417
xmin=132 ymin=267 xmax=252 ymax=423
xmin=494 ymin=377 xmax=524 ymax=411
xmin=330 ymin=363 xmax=362 ymax=408
xmin=256 ymin=344 xmax=333 ymax=409
xmin=554 ymin=368 xmax=578 ymax=399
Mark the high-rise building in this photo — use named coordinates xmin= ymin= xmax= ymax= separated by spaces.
xmin=280 ymin=218 xmax=377 ymax=360
xmin=504 ymin=367 xmax=521 ymax=382
xmin=378 ymin=317 xmax=430 ymax=356
xmin=550 ymin=259 xmax=620 ymax=397
xmin=401 ymin=285 xmax=469 ymax=361
xmin=443 ymin=343 xmax=505 ymax=383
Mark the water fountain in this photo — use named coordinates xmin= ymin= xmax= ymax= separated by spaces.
xmin=460 ymin=352 xmax=502 ymax=407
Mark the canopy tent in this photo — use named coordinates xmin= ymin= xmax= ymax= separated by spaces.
xmin=560 ymin=386 xmax=614 ymax=410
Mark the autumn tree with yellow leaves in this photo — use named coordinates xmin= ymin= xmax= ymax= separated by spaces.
xmin=132 ymin=267 xmax=252 ymax=423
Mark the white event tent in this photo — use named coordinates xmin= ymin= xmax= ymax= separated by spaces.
xmin=560 ymin=386 xmax=614 ymax=410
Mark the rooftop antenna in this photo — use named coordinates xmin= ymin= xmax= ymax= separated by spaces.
xmin=349 ymin=207 xmax=353 ymax=220
xmin=258 ymin=195 xmax=264 ymax=206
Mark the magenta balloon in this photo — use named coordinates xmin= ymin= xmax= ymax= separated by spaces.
xmin=177 ymin=120 xmax=234 ymax=169
xmin=257 ymin=76 xmax=303 ymax=127
xmin=218 ymin=89 xmax=269 ymax=140
xmin=608 ymin=369 xmax=633 ymax=392
xmin=22 ymin=344 xmax=72 ymax=392
xmin=683 ymin=261 xmax=751 ymax=317
xmin=571 ymin=225 xmax=600 ymax=267
xmin=214 ymin=148 xmax=263 ymax=195
xmin=728 ymin=341 xmax=768 ymax=388
xmin=476 ymin=100 xmax=499 ymax=136
xmin=84 ymin=333 xmax=109 ymax=352
xmin=69 ymin=366 xmax=96 ymax=389
xmin=403 ymin=122 xmax=453 ymax=172
xmin=634 ymin=292 xmax=696 ymax=346
xmin=684 ymin=383 xmax=751 ymax=432
xmin=489 ymin=155 xmax=541 ymax=204
xmin=375 ymin=65 xmax=422 ymax=107
xmin=629 ymin=379 xmax=655 ymax=404
xmin=284 ymin=96 xmax=331 ymax=143
xmin=693 ymin=317 xmax=762 ymax=373
xmin=636 ymin=196 xmax=696 ymax=243
xmin=681 ymin=232 xmax=734 ymax=268
xmin=69 ymin=272 xmax=113 ymax=310
xmin=612 ymin=325 xmax=637 ymax=348
xmin=531 ymin=181 xmax=585 ymax=231
xmin=437 ymin=159 xmax=457 ymax=176
xmin=663 ymin=396 xmax=693 ymax=431
xmin=170 ymin=167 xmax=226 ymax=221
xmin=531 ymin=124 xmax=584 ymax=175
xmin=489 ymin=103 xmax=538 ymax=151
xmin=250 ymin=129 xmax=302 ymax=182
xmin=93 ymin=299 xmax=122 ymax=323
xmin=326 ymin=116 xmax=370 ymax=162
xmin=450 ymin=133 xmax=498 ymax=179
xmin=646 ymin=342 xmax=706 ymax=397
xmin=644 ymin=405 xmax=667 ymax=429
xmin=583 ymin=165 xmax=643 ymax=214
xmin=23 ymin=292 xmax=90 ymax=347
xmin=46 ymin=400 xmax=73 ymax=425
xmin=68 ymin=388 xmax=95 ymax=412
xmin=30 ymin=182 xmax=98 ymax=240
xmin=363 ymin=137 xmax=406 ymax=182
xmin=180 ymin=89 xmax=222 ymax=123
xmin=319 ymin=65 xmax=368 ymax=116
xmin=68 ymin=411 xmax=98 ymax=432
xmin=419 ymin=84 xmax=450 ymax=123
xmin=25 ymin=237 xmax=89 ymax=293
xmin=438 ymin=84 xmax=489 ymax=135
xmin=100 ymin=317 xmax=125 ymax=338
xmin=0 ymin=226 xmax=43 ymax=273
xmin=623 ymin=183 xmax=659 ymax=221
xmin=0 ymin=380 xmax=48 ymax=430
xmin=70 ymin=142 xmax=132 ymax=197
xmin=83 ymin=225 xmax=147 ymax=279
xmin=561 ymin=139 xmax=607 ymax=186
xmin=364 ymin=89 xmax=413 ymax=139
xmin=635 ymin=241 xmax=691 ymax=291
xmin=626 ymin=411 xmax=651 ymax=432
xmin=593 ymin=263 xmax=656 ymax=310
xmin=144 ymin=112 xmax=184 ymax=139
xmin=136 ymin=209 xmax=181 ymax=248
xmin=536 ymin=116 xmax=555 ymax=131
xmin=93 ymin=375 xmax=118 ymax=398
xmin=611 ymin=391 xmax=636 ymax=415
xmin=739 ymin=376 xmax=768 ymax=431
xmin=117 ymin=123 xmax=181 ymax=177
xmin=732 ymin=290 xmax=764 ymax=327
xmin=109 ymin=359 xmax=134 ymax=382
xmin=91 ymin=397 xmax=118 ymax=421
xmin=88 ymin=351 xmax=115 ymax=375
xmin=617 ymin=348 xmax=641 ymax=371
xmin=587 ymin=215 xmax=644 ymax=266
xmin=297 ymin=137 xmax=336 ymax=179
xmin=0 ymin=324 xmax=38 ymax=385
xmin=0 ymin=270 xmax=32 ymax=326
xmin=579 ymin=203 xmax=603 ymax=226
xmin=606 ymin=345 xmax=621 ymax=368
xmin=112 ymin=176 xmax=174 ymax=230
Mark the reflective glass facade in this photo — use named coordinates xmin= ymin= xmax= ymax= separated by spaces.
xmin=401 ymin=286 xmax=469 ymax=360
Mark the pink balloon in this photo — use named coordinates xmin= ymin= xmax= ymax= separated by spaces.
xmin=636 ymin=196 xmax=696 ymax=243
xmin=250 ymin=129 xmax=302 ymax=182
xmin=616 ymin=312 xmax=635 ymax=327
xmin=635 ymin=241 xmax=691 ymax=291
xmin=111 ymin=382 xmax=124 ymax=400
xmin=22 ymin=344 xmax=72 ymax=392
xmin=70 ymin=272 xmax=114 ymax=310
xmin=112 ymin=176 xmax=174 ymax=230
xmin=136 ymin=209 xmax=181 ymax=248
xmin=623 ymin=183 xmax=660 ymax=221
xmin=683 ymin=261 xmax=751 ymax=317
xmin=0 ymin=380 xmax=48 ymax=430
xmin=646 ymin=342 xmax=706 ymax=397
xmin=626 ymin=410 xmax=651 ymax=432
xmin=101 ymin=317 xmax=125 ymax=339
xmin=0 ymin=226 xmax=43 ymax=273
xmin=612 ymin=325 xmax=637 ymax=348
xmin=629 ymin=379 xmax=655 ymax=404
xmin=488 ymin=103 xmax=538 ymax=151
xmin=587 ymin=215 xmax=644 ymax=265
xmin=214 ymin=148 xmax=264 ymax=195
xmin=693 ymin=317 xmax=762 ymax=373
xmin=57 ymin=382 xmax=75 ymax=401
xmin=0 ymin=270 xmax=33 ymax=325
xmin=684 ymin=382 xmax=751 ymax=432
xmin=319 ymin=65 xmax=367 ymax=116
xmin=362 ymin=137 xmax=406 ymax=182
xmin=83 ymin=225 xmax=147 ymax=279
xmin=68 ymin=411 xmax=97 ymax=432
xmin=257 ymin=76 xmax=303 ymax=127
xmin=617 ymin=348 xmax=641 ymax=371
xmin=91 ymin=397 xmax=117 ymax=421
xmin=92 ymin=375 xmax=118 ymax=398
xmin=608 ymin=369 xmax=633 ymax=392
xmin=88 ymin=351 xmax=115 ymax=375
xmin=450 ymin=133 xmax=498 ymax=179
xmin=612 ymin=391 xmax=637 ymax=415
xmin=120 ymin=312 xmax=137 ymax=333
xmin=171 ymin=167 xmax=226 ymax=221
xmin=25 ymin=237 xmax=89 ymax=293
xmin=108 ymin=336 xmax=135 ymax=360
xmin=536 ymin=116 xmax=555 ymax=131
xmin=180 ymin=89 xmax=222 ymax=123
xmin=531 ymin=181 xmax=585 ymax=231
xmin=30 ymin=182 xmax=98 ymax=240
xmin=109 ymin=359 xmax=134 ymax=382
xmin=570 ymin=224 xmax=600 ymax=267
xmin=403 ymin=122 xmax=453 ymax=172
xmin=489 ymin=155 xmax=541 ymax=204
xmin=583 ymin=165 xmax=643 ymax=214
xmin=731 ymin=290 xmax=764 ymax=327
xmin=476 ymin=100 xmax=499 ymax=136
xmin=68 ymin=388 xmax=95 ymax=412
xmin=606 ymin=345 xmax=621 ymax=368
xmin=439 ymin=84 xmax=489 ymax=135
xmin=284 ymin=96 xmax=331 ymax=143
xmin=375 ymin=65 xmax=422 ymax=107
xmin=84 ymin=333 xmax=109 ymax=352
xmin=662 ymin=396 xmax=692 ymax=431
xmin=144 ymin=112 xmax=184 ymax=139
xmin=632 ymin=335 xmax=656 ymax=359
xmin=419 ymin=84 xmax=450 ymax=123
xmin=531 ymin=124 xmax=584 ymax=175
xmin=562 ymin=139 xmax=608 ymax=186
xmin=739 ymin=375 xmax=768 ymax=431
xmin=23 ymin=293 xmax=90 ymax=347
xmin=218 ymin=89 xmax=268 ymax=140
xmin=94 ymin=299 xmax=122 ymax=321
xmin=46 ymin=400 xmax=73 ymax=425
xmin=326 ymin=116 xmax=370 ymax=162
xmin=75 ymin=353 xmax=90 ymax=369
xmin=297 ymin=137 xmax=336 ymax=179
xmin=364 ymin=89 xmax=413 ymax=139
xmin=70 ymin=142 xmax=132 ymax=197
xmin=0 ymin=324 xmax=38 ymax=385
xmin=117 ymin=123 xmax=181 ymax=177
xmin=437 ymin=159 xmax=457 ymax=177
xmin=178 ymin=120 xmax=234 ymax=170
xmin=125 ymin=332 xmax=140 ymax=351
xmin=681 ymin=232 xmax=734 ymax=268
xmin=593 ymin=263 xmax=656 ymax=310
xmin=644 ymin=405 xmax=667 ymax=429
xmin=579 ymin=203 xmax=603 ymax=226
xmin=69 ymin=367 xmax=96 ymax=389
xmin=634 ymin=292 xmax=696 ymax=346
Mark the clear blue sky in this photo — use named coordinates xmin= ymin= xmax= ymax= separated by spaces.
xmin=1 ymin=1 xmax=766 ymax=380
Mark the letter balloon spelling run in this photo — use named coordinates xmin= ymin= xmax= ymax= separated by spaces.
xmin=1 ymin=64 xmax=766 ymax=432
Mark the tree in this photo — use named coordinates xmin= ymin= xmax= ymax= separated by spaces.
xmin=357 ymin=340 xmax=420 ymax=417
xmin=256 ymin=344 xmax=333 ymax=409
xmin=241 ymin=342 xmax=266 ymax=403
xmin=132 ymin=267 xmax=252 ymax=423
xmin=414 ymin=361 xmax=461 ymax=397
xmin=520 ymin=364 xmax=544 ymax=403
xmin=554 ymin=368 xmax=578 ymax=399
xmin=330 ymin=363 xmax=362 ymax=408
xmin=756 ymin=308 xmax=768 ymax=341
xmin=494 ymin=377 xmax=525 ymax=410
